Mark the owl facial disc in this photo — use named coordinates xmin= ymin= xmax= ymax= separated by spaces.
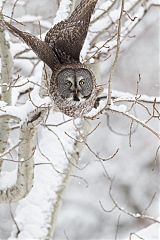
xmin=49 ymin=64 xmax=98 ymax=117
xmin=56 ymin=68 xmax=93 ymax=102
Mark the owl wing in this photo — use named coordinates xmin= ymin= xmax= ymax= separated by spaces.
xmin=2 ymin=20 xmax=59 ymax=69
xmin=45 ymin=0 xmax=98 ymax=63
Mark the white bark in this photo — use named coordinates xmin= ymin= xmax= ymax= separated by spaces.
xmin=0 ymin=23 xmax=13 ymax=172
xmin=0 ymin=122 xmax=36 ymax=203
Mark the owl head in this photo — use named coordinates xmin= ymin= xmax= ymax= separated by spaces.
xmin=49 ymin=64 xmax=101 ymax=117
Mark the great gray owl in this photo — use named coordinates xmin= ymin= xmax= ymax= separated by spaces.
xmin=1 ymin=0 xmax=100 ymax=117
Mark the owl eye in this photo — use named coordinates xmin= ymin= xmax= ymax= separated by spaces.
xmin=79 ymin=79 xmax=85 ymax=86
xmin=65 ymin=80 xmax=72 ymax=87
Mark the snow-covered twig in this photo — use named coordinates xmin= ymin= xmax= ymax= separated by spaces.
xmin=86 ymin=88 xmax=160 ymax=140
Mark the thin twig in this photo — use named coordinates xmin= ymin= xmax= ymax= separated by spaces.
xmin=115 ymin=214 xmax=121 ymax=240
xmin=9 ymin=203 xmax=20 ymax=236
xmin=10 ymin=0 xmax=20 ymax=22
xmin=107 ymin=0 xmax=124 ymax=106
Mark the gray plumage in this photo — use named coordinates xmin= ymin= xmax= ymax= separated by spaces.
xmin=1 ymin=0 xmax=100 ymax=117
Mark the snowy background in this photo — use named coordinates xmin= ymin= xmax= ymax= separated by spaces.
xmin=0 ymin=0 xmax=159 ymax=239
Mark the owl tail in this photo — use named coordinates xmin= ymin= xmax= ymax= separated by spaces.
xmin=1 ymin=20 xmax=59 ymax=69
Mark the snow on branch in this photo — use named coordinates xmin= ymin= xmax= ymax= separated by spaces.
xmin=0 ymin=95 xmax=51 ymax=121
xmin=86 ymin=87 xmax=160 ymax=140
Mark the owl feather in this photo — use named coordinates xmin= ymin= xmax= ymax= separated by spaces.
xmin=1 ymin=20 xmax=59 ymax=69
xmin=45 ymin=0 xmax=98 ymax=63
xmin=1 ymin=0 xmax=98 ymax=67
xmin=1 ymin=0 xmax=100 ymax=117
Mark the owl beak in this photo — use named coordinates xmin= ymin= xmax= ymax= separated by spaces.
xmin=73 ymin=89 xmax=80 ymax=101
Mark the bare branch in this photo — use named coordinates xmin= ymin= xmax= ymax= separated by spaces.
xmin=107 ymin=0 xmax=124 ymax=106
xmin=100 ymin=178 xmax=160 ymax=224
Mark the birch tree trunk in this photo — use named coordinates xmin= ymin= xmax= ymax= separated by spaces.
xmin=0 ymin=17 xmax=45 ymax=203
xmin=0 ymin=123 xmax=36 ymax=203
xmin=0 ymin=23 xmax=13 ymax=173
